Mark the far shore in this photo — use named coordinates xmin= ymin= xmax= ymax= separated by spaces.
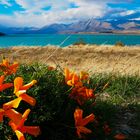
xmin=76 ymin=30 xmax=140 ymax=34
xmin=0 ymin=44 xmax=140 ymax=75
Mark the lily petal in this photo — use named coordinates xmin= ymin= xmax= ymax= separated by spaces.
xmin=64 ymin=68 xmax=69 ymax=81
xmin=17 ymin=109 xmax=31 ymax=129
xmin=15 ymin=130 xmax=25 ymax=140
xmin=76 ymin=126 xmax=92 ymax=138
xmin=21 ymin=126 xmax=41 ymax=137
xmin=20 ymin=80 xmax=37 ymax=90
xmin=81 ymin=114 xmax=95 ymax=126
xmin=20 ymin=93 xmax=36 ymax=106
xmin=74 ymin=109 xmax=83 ymax=126
xmin=77 ymin=126 xmax=92 ymax=134
xmin=67 ymin=80 xmax=73 ymax=86
xmin=3 ymin=97 xmax=22 ymax=110
xmin=14 ymin=77 xmax=23 ymax=93
xmin=15 ymin=90 xmax=26 ymax=97
xmin=5 ymin=109 xmax=22 ymax=125
xmin=9 ymin=120 xmax=17 ymax=131
xmin=0 ymin=83 xmax=13 ymax=91
xmin=72 ymin=74 xmax=79 ymax=85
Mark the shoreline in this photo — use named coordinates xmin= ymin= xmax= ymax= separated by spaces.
xmin=0 ymin=43 xmax=140 ymax=49
xmin=2 ymin=32 xmax=140 ymax=35
xmin=0 ymin=45 xmax=140 ymax=75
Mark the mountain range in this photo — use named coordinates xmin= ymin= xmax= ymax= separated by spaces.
xmin=1 ymin=12 xmax=140 ymax=34
xmin=36 ymin=19 xmax=140 ymax=34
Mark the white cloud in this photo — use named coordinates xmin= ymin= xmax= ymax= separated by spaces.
xmin=0 ymin=0 xmax=136 ymax=27
xmin=69 ymin=0 xmax=133 ymax=4
xmin=131 ymin=17 xmax=140 ymax=21
xmin=15 ymin=0 xmax=70 ymax=12
xmin=0 ymin=0 xmax=12 ymax=7
xmin=120 ymin=10 xmax=135 ymax=16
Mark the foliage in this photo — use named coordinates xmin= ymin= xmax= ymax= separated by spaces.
xmin=73 ymin=39 xmax=87 ymax=45
xmin=115 ymin=41 xmax=125 ymax=47
xmin=0 ymin=60 xmax=140 ymax=140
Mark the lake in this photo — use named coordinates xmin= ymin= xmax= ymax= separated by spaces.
xmin=0 ymin=34 xmax=140 ymax=48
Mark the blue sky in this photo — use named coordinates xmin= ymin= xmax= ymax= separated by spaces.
xmin=0 ymin=0 xmax=140 ymax=27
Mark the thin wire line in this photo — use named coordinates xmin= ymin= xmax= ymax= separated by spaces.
xmin=45 ymin=35 xmax=71 ymax=62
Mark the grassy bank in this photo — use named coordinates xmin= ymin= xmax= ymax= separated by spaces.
xmin=0 ymin=63 xmax=140 ymax=140
xmin=0 ymin=45 xmax=140 ymax=75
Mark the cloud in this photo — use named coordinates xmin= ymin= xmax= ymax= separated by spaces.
xmin=132 ymin=17 xmax=140 ymax=20
xmin=0 ymin=0 xmax=137 ymax=27
xmin=0 ymin=0 xmax=12 ymax=7
xmin=69 ymin=0 xmax=133 ymax=4
xmin=15 ymin=0 xmax=70 ymax=12
xmin=120 ymin=10 xmax=136 ymax=16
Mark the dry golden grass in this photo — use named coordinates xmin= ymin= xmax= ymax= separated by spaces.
xmin=0 ymin=45 xmax=140 ymax=75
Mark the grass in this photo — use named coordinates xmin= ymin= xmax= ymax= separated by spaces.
xmin=0 ymin=63 xmax=140 ymax=140
xmin=0 ymin=45 xmax=140 ymax=75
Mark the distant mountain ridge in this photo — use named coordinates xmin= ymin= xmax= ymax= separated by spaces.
xmin=0 ymin=26 xmax=39 ymax=34
xmin=1 ymin=17 xmax=140 ymax=34
xmin=32 ymin=18 xmax=140 ymax=34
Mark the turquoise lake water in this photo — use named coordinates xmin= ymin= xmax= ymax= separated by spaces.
xmin=0 ymin=34 xmax=140 ymax=48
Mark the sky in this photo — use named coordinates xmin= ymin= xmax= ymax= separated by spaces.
xmin=0 ymin=0 xmax=140 ymax=27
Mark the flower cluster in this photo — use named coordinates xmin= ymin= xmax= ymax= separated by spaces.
xmin=64 ymin=68 xmax=95 ymax=105
xmin=0 ymin=58 xmax=18 ymax=75
xmin=0 ymin=59 xmax=40 ymax=140
xmin=64 ymin=68 xmax=126 ymax=139
xmin=64 ymin=68 xmax=96 ymax=138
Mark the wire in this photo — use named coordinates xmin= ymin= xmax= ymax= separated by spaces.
xmin=45 ymin=35 xmax=71 ymax=62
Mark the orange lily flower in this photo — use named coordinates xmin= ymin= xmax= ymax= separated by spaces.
xmin=9 ymin=109 xmax=41 ymax=140
xmin=70 ymin=87 xmax=95 ymax=105
xmin=80 ymin=71 xmax=89 ymax=81
xmin=114 ymin=133 xmax=127 ymax=140
xmin=64 ymin=68 xmax=83 ymax=87
xmin=0 ymin=59 xmax=19 ymax=75
xmin=13 ymin=77 xmax=37 ymax=106
xmin=14 ymin=77 xmax=37 ymax=93
xmin=74 ymin=108 xmax=95 ymax=138
xmin=0 ymin=75 xmax=13 ymax=92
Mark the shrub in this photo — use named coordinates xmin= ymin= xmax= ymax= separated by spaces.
xmin=115 ymin=41 xmax=125 ymax=47
xmin=73 ymin=39 xmax=87 ymax=45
